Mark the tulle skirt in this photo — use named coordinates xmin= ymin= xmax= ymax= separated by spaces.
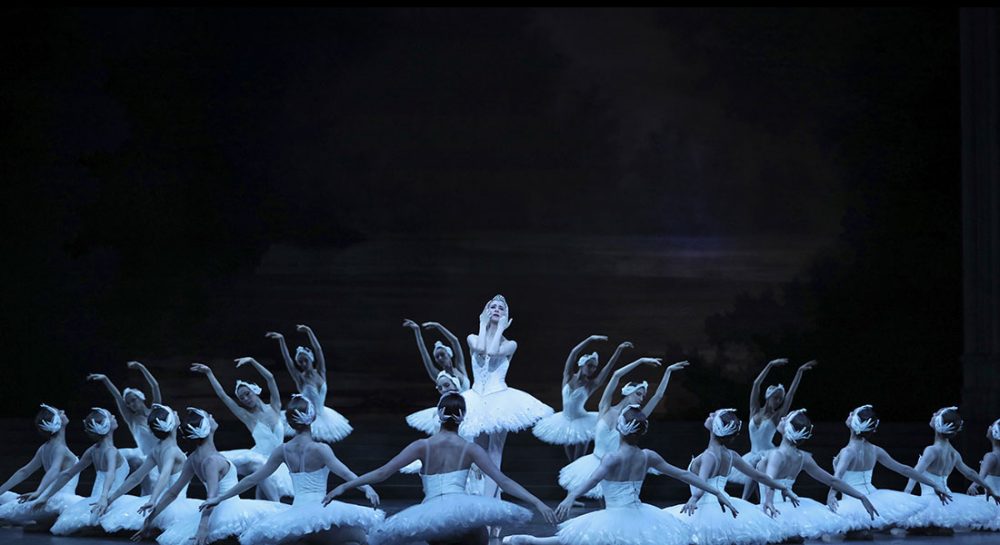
xmin=100 ymin=495 xmax=199 ymax=533
xmin=0 ymin=475 xmax=80 ymax=526
xmin=51 ymin=496 xmax=107 ymax=535
xmin=557 ymin=503 xmax=692 ymax=545
xmin=156 ymin=497 xmax=286 ymax=545
xmin=664 ymin=497 xmax=779 ymax=545
xmin=368 ymin=493 xmax=532 ymax=545
xmin=0 ymin=492 xmax=17 ymax=506
xmin=834 ymin=488 xmax=924 ymax=530
xmin=558 ymin=454 xmax=603 ymax=498
xmin=768 ymin=497 xmax=852 ymax=540
xmin=727 ymin=450 xmax=770 ymax=485
xmin=405 ymin=407 xmax=440 ymax=436
xmin=460 ymin=388 xmax=553 ymax=437
xmin=282 ymin=406 xmax=352 ymax=443
xmin=239 ymin=499 xmax=384 ymax=545
xmin=532 ymin=411 xmax=598 ymax=446
xmin=972 ymin=495 xmax=1000 ymax=531
xmin=222 ymin=449 xmax=295 ymax=499
xmin=904 ymin=490 xmax=997 ymax=529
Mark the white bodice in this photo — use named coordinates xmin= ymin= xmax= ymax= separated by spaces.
xmin=216 ymin=461 xmax=240 ymax=506
xmin=985 ymin=474 xmax=1000 ymax=493
xmin=301 ymin=381 xmax=329 ymax=408
xmin=421 ymin=469 xmax=470 ymax=500
xmin=763 ymin=477 xmax=797 ymax=503
xmin=471 ymin=353 xmax=510 ymax=396
xmin=562 ymin=385 xmax=589 ymax=419
xmin=748 ymin=418 xmax=777 ymax=453
xmin=842 ymin=470 xmax=875 ymax=495
xmin=250 ymin=420 xmax=284 ymax=454
xmin=592 ymin=418 xmax=620 ymax=459
xmin=917 ymin=471 xmax=950 ymax=496
xmin=290 ymin=468 xmax=329 ymax=506
xmin=697 ymin=475 xmax=730 ymax=505
xmin=89 ymin=459 xmax=130 ymax=499
xmin=132 ymin=422 xmax=159 ymax=454
xmin=602 ymin=480 xmax=643 ymax=508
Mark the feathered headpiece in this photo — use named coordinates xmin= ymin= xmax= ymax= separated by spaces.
xmin=780 ymin=408 xmax=812 ymax=443
xmin=235 ymin=380 xmax=262 ymax=397
xmin=436 ymin=371 xmax=461 ymax=391
xmin=578 ymin=352 xmax=599 ymax=368
xmin=184 ymin=407 xmax=212 ymax=439
xmin=990 ymin=418 xmax=1000 ymax=442
xmin=765 ymin=384 xmax=785 ymax=400
xmin=295 ymin=346 xmax=315 ymax=364
xmin=289 ymin=394 xmax=317 ymax=426
xmin=433 ymin=341 xmax=454 ymax=359
xmin=621 ymin=381 xmax=648 ymax=397
xmin=617 ymin=404 xmax=645 ymax=436
xmin=711 ymin=408 xmax=742 ymax=437
xmin=38 ymin=403 xmax=63 ymax=434
xmin=150 ymin=404 xmax=177 ymax=433
xmin=930 ymin=406 xmax=961 ymax=435
xmin=847 ymin=404 xmax=879 ymax=435
xmin=85 ymin=407 xmax=113 ymax=436
xmin=123 ymin=387 xmax=146 ymax=402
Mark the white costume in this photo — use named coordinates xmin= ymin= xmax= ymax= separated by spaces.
xmin=533 ymin=384 xmax=599 ymax=446
xmin=558 ymin=418 xmax=619 ymax=498
xmin=50 ymin=460 xmax=130 ymax=535
xmin=558 ymin=479 xmax=692 ymax=545
xmin=281 ymin=381 xmax=352 ymax=443
xmin=459 ymin=353 xmax=552 ymax=437
xmin=223 ymin=419 xmax=294 ymax=499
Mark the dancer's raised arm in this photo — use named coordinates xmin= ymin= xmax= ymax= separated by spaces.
xmin=266 ymin=331 xmax=300 ymax=389
xmin=87 ymin=373 xmax=128 ymax=420
xmin=404 ymin=319 xmax=437 ymax=381
xmin=235 ymin=357 xmax=281 ymax=414
xmin=590 ymin=341 xmax=632 ymax=394
xmin=563 ymin=335 xmax=607 ymax=387
xmin=779 ymin=360 xmax=816 ymax=417
xmin=423 ymin=321 xmax=467 ymax=379
xmin=642 ymin=361 xmax=689 ymax=417
xmin=127 ymin=361 xmax=162 ymax=405
xmin=749 ymin=359 xmax=786 ymax=418
xmin=599 ymin=357 xmax=661 ymax=414
xmin=190 ymin=363 xmax=252 ymax=427
xmin=297 ymin=324 xmax=326 ymax=379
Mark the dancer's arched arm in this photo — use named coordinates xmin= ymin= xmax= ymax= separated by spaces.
xmin=319 ymin=443 xmax=379 ymax=506
xmin=598 ymin=357 xmax=660 ymax=414
xmin=128 ymin=361 xmax=162 ymax=405
xmin=0 ymin=447 xmax=43 ymax=495
xmin=32 ymin=447 xmax=93 ymax=503
xmin=297 ymin=324 xmax=326 ymax=379
xmin=642 ymin=361 xmax=688 ymax=417
xmin=683 ymin=452 xmax=717 ymax=506
xmin=591 ymin=341 xmax=632 ymax=395
xmin=190 ymin=364 xmax=252 ymax=428
xmin=778 ymin=360 xmax=816 ymax=417
xmin=324 ymin=440 xmax=424 ymax=503
xmin=801 ymin=453 xmax=877 ymax=519
xmin=266 ymin=331 xmax=302 ymax=390
xmin=87 ymin=374 xmax=128 ymax=421
xmin=404 ymin=319 xmax=437 ymax=381
xmin=564 ymin=335 xmax=606 ymax=387
xmin=748 ymin=359 xmax=784 ymax=419
xmin=485 ymin=316 xmax=515 ymax=359
xmin=646 ymin=451 xmax=738 ymax=516
xmin=236 ymin=357 xmax=281 ymax=414
xmin=423 ymin=322 xmax=468 ymax=381
xmin=874 ymin=445 xmax=951 ymax=502
xmin=202 ymin=446 xmax=284 ymax=508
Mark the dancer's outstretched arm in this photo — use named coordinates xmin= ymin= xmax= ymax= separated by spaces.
xmin=872 ymin=446 xmax=951 ymax=503
xmin=563 ymin=335 xmax=606 ymax=387
xmin=749 ymin=359 xmax=786 ymax=419
xmin=235 ymin=357 xmax=281 ymax=414
xmin=679 ymin=451 xmax=719 ymax=512
xmin=590 ymin=341 xmax=632 ymax=395
xmin=642 ymin=361 xmax=689 ymax=417
xmin=297 ymin=324 xmax=326 ymax=380
xmin=968 ymin=453 xmax=997 ymax=495
xmin=132 ymin=459 xmax=195 ymax=540
xmin=202 ymin=447 xmax=284 ymax=508
xmin=730 ymin=452 xmax=799 ymax=505
xmin=778 ymin=360 xmax=816 ymax=417
xmin=0 ymin=447 xmax=43 ymax=496
xmin=404 ymin=319 xmax=437 ymax=381
xmin=319 ymin=443 xmax=380 ymax=506
xmin=192 ymin=458 xmax=228 ymax=545
xmin=598 ymin=357 xmax=661 ymax=414
xmin=190 ymin=363 xmax=252 ymax=427
xmin=30 ymin=447 xmax=94 ymax=504
xmin=800 ymin=453 xmax=878 ymax=519
xmin=134 ymin=452 xmax=179 ymax=512
xmin=952 ymin=449 xmax=1000 ymax=503
xmin=266 ymin=331 xmax=302 ymax=390
xmin=423 ymin=322 xmax=468 ymax=381
xmin=645 ymin=451 xmax=738 ymax=517
xmin=128 ymin=361 xmax=162 ymax=405
xmin=324 ymin=440 xmax=424 ymax=502
xmin=467 ymin=442 xmax=556 ymax=523
xmin=87 ymin=374 xmax=128 ymax=421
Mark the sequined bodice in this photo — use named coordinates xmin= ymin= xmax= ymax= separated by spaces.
xmin=290 ymin=468 xmax=329 ymax=505
xmin=593 ymin=418 xmax=620 ymax=459
xmin=562 ymin=385 xmax=589 ymax=419
xmin=917 ymin=471 xmax=950 ymax=496
xmin=421 ymin=469 xmax=470 ymax=500
xmin=250 ymin=421 xmax=284 ymax=454
xmin=602 ymin=480 xmax=643 ymax=508
xmin=748 ymin=418 xmax=777 ymax=452
xmin=471 ymin=354 xmax=509 ymax=395
xmin=842 ymin=470 xmax=875 ymax=494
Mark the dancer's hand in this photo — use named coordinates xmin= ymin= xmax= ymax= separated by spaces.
xmin=798 ymin=359 xmax=818 ymax=372
xmin=535 ymin=501 xmax=558 ymax=524
xmin=680 ymin=497 xmax=698 ymax=515
xmin=91 ymin=497 xmax=109 ymax=516
xmin=589 ymin=335 xmax=608 ymax=342
xmin=762 ymin=501 xmax=780 ymax=518
xmin=362 ymin=486 xmax=380 ymax=507
xmin=193 ymin=527 xmax=210 ymax=545
xmin=781 ymin=488 xmax=800 ymax=507
xmin=718 ymin=496 xmax=739 ymax=518
xmin=497 ymin=315 xmax=513 ymax=331
xmin=666 ymin=360 xmax=690 ymax=372
xmin=617 ymin=341 xmax=634 ymax=350
xmin=555 ymin=497 xmax=575 ymax=520
xmin=126 ymin=361 xmax=146 ymax=370
xmin=478 ymin=307 xmax=490 ymax=328
xmin=638 ymin=357 xmax=662 ymax=368
xmin=322 ymin=485 xmax=345 ymax=506
xmin=402 ymin=319 xmax=419 ymax=329
xmin=988 ymin=489 xmax=1000 ymax=506
xmin=968 ymin=483 xmax=981 ymax=495
xmin=934 ymin=485 xmax=953 ymax=505
xmin=861 ymin=496 xmax=879 ymax=520
xmin=87 ymin=373 xmax=108 ymax=382
xmin=19 ymin=491 xmax=41 ymax=503
xmin=130 ymin=520 xmax=153 ymax=542
xmin=199 ymin=497 xmax=220 ymax=512
xmin=265 ymin=331 xmax=283 ymax=340
xmin=234 ymin=357 xmax=257 ymax=368
xmin=190 ymin=363 xmax=212 ymax=375
xmin=826 ymin=495 xmax=839 ymax=513
xmin=768 ymin=358 xmax=789 ymax=367
xmin=296 ymin=324 xmax=312 ymax=333
xmin=137 ymin=501 xmax=155 ymax=516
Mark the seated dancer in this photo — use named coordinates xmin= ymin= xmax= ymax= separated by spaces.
xmin=968 ymin=418 xmax=1000 ymax=531
xmin=825 ymin=404 xmax=951 ymax=537
xmin=731 ymin=358 xmax=816 ymax=501
xmin=191 ymin=358 xmax=293 ymax=501
xmin=533 ymin=336 xmax=632 ymax=462
xmin=403 ymin=318 xmax=470 ymax=391
xmin=201 ymin=395 xmax=384 ymax=545
xmin=901 ymin=407 xmax=999 ymax=535
xmin=268 ymin=325 xmax=352 ymax=443
xmin=31 ymin=408 xmax=129 ymax=536
xmin=322 ymin=392 xmax=557 ymax=545
xmin=757 ymin=409 xmax=877 ymax=543
xmin=504 ymin=406 xmax=738 ymax=545
xmin=559 ymin=357 xmax=687 ymax=499
xmin=94 ymin=404 xmax=197 ymax=535
xmin=87 ymin=361 xmax=163 ymax=494
xmin=133 ymin=408 xmax=284 ymax=545
xmin=0 ymin=404 xmax=79 ymax=529
xmin=664 ymin=409 xmax=799 ymax=545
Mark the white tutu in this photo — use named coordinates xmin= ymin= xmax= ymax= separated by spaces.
xmin=51 ymin=461 xmax=130 ymax=535
xmin=157 ymin=498 xmax=285 ymax=545
xmin=99 ymin=477 xmax=198 ymax=534
xmin=282 ymin=406 xmax=352 ymax=444
xmin=664 ymin=477 xmax=779 ymax=545
xmin=558 ymin=454 xmax=603 ymax=499
xmin=460 ymin=388 xmax=552 ymax=437
xmin=0 ymin=492 xmax=17 ymax=506
xmin=558 ymin=503 xmax=692 ymax=545
xmin=0 ymin=474 xmax=80 ymax=526
xmin=240 ymin=500 xmax=383 ymax=545
xmin=532 ymin=411 xmax=598 ymax=446
xmin=370 ymin=494 xmax=531 ymax=545
xmin=834 ymin=489 xmax=922 ymax=530
xmin=222 ymin=449 xmax=295 ymax=499
xmin=405 ymin=407 xmax=441 ymax=436
xmin=767 ymin=496 xmax=851 ymax=540
xmin=904 ymin=485 xmax=997 ymax=529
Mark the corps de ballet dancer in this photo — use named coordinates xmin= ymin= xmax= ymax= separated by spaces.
xmin=459 ymin=296 xmax=553 ymax=508
xmin=191 ymin=358 xmax=294 ymax=501
xmin=967 ymin=418 xmax=1000 ymax=531
xmin=323 ymin=392 xmax=557 ymax=545
xmin=268 ymin=325 xmax=352 ymax=443
xmin=901 ymin=406 xmax=1000 ymax=535
xmin=730 ymin=358 xmax=816 ymax=501
xmin=93 ymin=404 xmax=198 ymax=536
xmin=663 ymin=409 xmax=801 ymax=545
xmin=0 ymin=404 xmax=80 ymax=529
xmin=533 ymin=335 xmax=632 ymax=462
xmin=504 ymin=406 xmax=738 ymax=545
xmin=31 ymin=408 xmax=130 ymax=536
xmin=403 ymin=318 xmax=470 ymax=391
xmin=756 ymin=409 xmax=877 ymax=542
xmin=559 ymin=357 xmax=687 ymax=499
xmin=87 ymin=362 xmax=164 ymax=495
xmin=201 ymin=394 xmax=384 ymax=545
xmin=133 ymin=408 xmax=284 ymax=545
xmin=400 ymin=370 xmax=471 ymax=475
xmin=825 ymin=404 xmax=951 ymax=537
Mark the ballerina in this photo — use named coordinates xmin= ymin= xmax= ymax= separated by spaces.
xmin=901 ymin=407 xmax=1000 ymax=535
xmin=268 ymin=325 xmax=352 ymax=443
xmin=460 ymin=295 xmax=553 ymax=504
xmin=0 ymin=404 xmax=79 ymax=529
xmin=663 ymin=408 xmax=800 ymax=545
xmin=403 ymin=318 xmax=470 ymax=391
xmin=133 ymin=407 xmax=284 ymax=545
xmin=533 ymin=336 xmax=632 ymax=462
xmin=191 ymin=358 xmax=293 ymax=501
xmin=756 ymin=409 xmax=877 ymax=543
xmin=87 ymin=361 xmax=163 ymax=495
xmin=968 ymin=418 xmax=1000 ymax=531
xmin=26 ymin=408 xmax=130 ymax=536
xmin=559 ymin=357 xmax=686 ymax=499
xmin=93 ymin=404 xmax=198 ymax=535
xmin=504 ymin=405 xmax=738 ymax=545
xmin=201 ymin=394 xmax=384 ymax=545
xmin=731 ymin=358 xmax=816 ymax=501
xmin=825 ymin=404 xmax=952 ymax=537
xmin=322 ymin=392 xmax=557 ymax=545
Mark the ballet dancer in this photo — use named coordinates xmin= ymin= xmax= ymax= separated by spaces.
xmin=403 ymin=318 xmax=470 ymax=391
xmin=201 ymin=394 xmax=383 ymax=545
xmin=968 ymin=418 xmax=1000 ymax=531
xmin=533 ymin=335 xmax=632 ymax=462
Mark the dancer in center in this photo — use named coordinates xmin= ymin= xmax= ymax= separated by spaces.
xmin=533 ymin=335 xmax=632 ymax=462
xmin=323 ymin=392 xmax=557 ymax=545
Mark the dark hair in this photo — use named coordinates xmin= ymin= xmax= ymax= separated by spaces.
xmin=938 ymin=408 xmax=964 ymax=439
xmin=34 ymin=406 xmax=61 ymax=438
xmin=285 ymin=396 xmax=315 ymax=433
xmin=853 ymin=406 xmax=879 ymax=439
xmin=84 ymin=409 xmax=111 ymax=441
xmin=437 ymin=393 xmax=466 ymax=432
xmin=620 ymin=407 xmax=649 ymax=445
xmin=147 ymin=405 xmax=173 ymax=440
xmin=787 ymin=411 xmax=813 ymax=445
xmin=181 ymin=408 xmax=209 ymax=443
xmin=715 ymin=411 xmax=742 ymax=446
